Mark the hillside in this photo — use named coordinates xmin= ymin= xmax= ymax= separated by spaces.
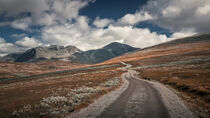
xmin=70 ymin=42 xmax=139 ymax=64
xmin=103 ymin=33 xmax=210 ymax=117
xmin=103 ymin=34 xmax=210 ymax=64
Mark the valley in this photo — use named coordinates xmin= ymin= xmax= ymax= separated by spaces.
xmin=1 ymin=0 xmax=210 ymax=118
xmin=0 ymin=34 xmax=210 ymax=118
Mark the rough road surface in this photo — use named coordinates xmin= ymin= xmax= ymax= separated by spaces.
xmin=68 ymin=63 xmax=196 ymax=118
xmin=97 ymin=70 xmax=171 ymax=118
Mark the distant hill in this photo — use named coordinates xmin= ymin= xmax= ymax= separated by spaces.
xmin=0 ymin=42 xmax=139 ymax=64
xmin=70 ymin=42 xmax=139 ymax=64
xmin=103 ymin=33 xmax=210 ymax=64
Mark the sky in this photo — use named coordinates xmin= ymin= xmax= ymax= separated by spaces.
xmin=0 ymin=0 xmax=210 ymax=56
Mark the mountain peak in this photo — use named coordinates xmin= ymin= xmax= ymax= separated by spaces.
xmin=48 ymin=45 xmax=65 ymax=50
xmin=71 ymin=42 xmax=139 ymax=64
xmin=1 ymin=45 xmax=81 ymax=62
xmin=1 ymin=42 xmax=139 ymax=63
xmin=103 ymin=42 xmax=132 ymax=49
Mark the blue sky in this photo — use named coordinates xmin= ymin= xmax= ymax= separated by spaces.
xmin=0 ymin=0 xmax=210 ymax=56
xmin=80 ymin=0 xmax=148 ymax=19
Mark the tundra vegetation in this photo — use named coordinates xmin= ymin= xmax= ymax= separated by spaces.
xmin=102 ymin=34 xmax=210 ymax=118
xmin=0 ymin=65 xmax=123 ymax=118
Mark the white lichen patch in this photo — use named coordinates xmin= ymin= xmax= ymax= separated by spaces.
xmin=41 ymin=96 xmax=68 ymax=107
xmin=100 ymin=78 xmax=120 ymax=87
xmin=71 ymin=86 xmax=99 ymax=94
xmin=11 ymin=77 xmax=120 ymax=118
xmin=12 ymin=105 xmax=32 ymax=117
xmin=39 ymin=96 xmax=73 ymax=117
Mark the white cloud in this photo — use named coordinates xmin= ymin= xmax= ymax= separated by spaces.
xmin=0 ymin=0 xmax=94 ymax=28
xmin=11 ymin=17 xmax=31 ymax=30
xmin=93 ymin=17 xmax=113 ymax=28
xmin=33 ymin=13 xmax=57 ymax=26
xmin=117 ymin=11 xmax=154 ymax=25
xmin=0 ymin=36 xmax=43 ymax=56
xmin=143 ymin=0 xmax=210 ymax=33
xmin=51 ymin=0 xmax=91 ymax=23
xmin=0 ymin=0 xmax=49 ymax=17
xmin=76 ymin=16 xmax=90 ymax=30
xmin=41 ymin=23 xmax=86 ymax=49
xmin=15 ymin=37 xmax=43 ymax=48
xmin=0 ymin=37 xmax=25 ymax=55
xmin=196 ymin=4 xmax=210 ymax=16
xmin=95 ymin=25 xmax=169 ymax=49
xmin=171 ymin=31 xmax=196 ymax=39
xmin=41 ymin=22 xmax=170 ymax=51
xmin=162 ymin=6 xmax=181 ymax=18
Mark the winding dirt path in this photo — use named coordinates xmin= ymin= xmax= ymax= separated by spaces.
xmin=68 ymin=63 xmax=196 ymax=118
xmin=97 ymin=70 xmax=170 ymax=118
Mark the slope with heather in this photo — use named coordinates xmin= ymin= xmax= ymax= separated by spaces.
xmin=103 ymin=33 xmax=210 ymax=117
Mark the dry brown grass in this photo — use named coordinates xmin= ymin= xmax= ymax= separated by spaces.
xmin=102 ymin=39 xmax=210 ymax=64
xmin=137 ymin=62 xmax=210 ymax=117
xmin=100 ymin=36 xmax=210 ymax=117
xmin=0 ymin=60 xmax=88 ymax=79
xmin=0 ymin=65 xmax=123 ymax=118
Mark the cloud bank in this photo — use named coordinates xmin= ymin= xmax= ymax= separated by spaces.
xmin=0 ymin=0 xmax=210 ymax=55
xmin=143 ymin=0 xmax=210 ymax=34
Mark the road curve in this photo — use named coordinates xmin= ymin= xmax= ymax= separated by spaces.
xmin=68 ymin=63 xmax=196 ymax=118
xmin=97 ymin=70 xmax=170 ymax=118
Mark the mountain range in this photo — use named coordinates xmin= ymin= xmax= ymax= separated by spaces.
xmin=0 ymin=42 xmax=139 ymax=64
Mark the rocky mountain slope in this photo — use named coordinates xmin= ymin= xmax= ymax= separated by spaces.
xmin=1 ymin=45 xmax=81 ymax=62
xmin=0 ymin=42 xmax=139 ymax=64
xmin=70 ymin=42 xmax=139 ymax=64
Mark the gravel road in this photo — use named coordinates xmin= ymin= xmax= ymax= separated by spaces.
xmin=97 ymin=70 xmax=171 ymax=118
xmin=68 ymin=63 xmax=196 ymax=118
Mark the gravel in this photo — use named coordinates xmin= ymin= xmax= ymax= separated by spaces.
xmin=131 ymin=70 xmax=197 ymax=118
xmin=68 ymin=62 xmax=197 ymax=118
xmin=145 ymin=79 xmax=197 ymax=118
